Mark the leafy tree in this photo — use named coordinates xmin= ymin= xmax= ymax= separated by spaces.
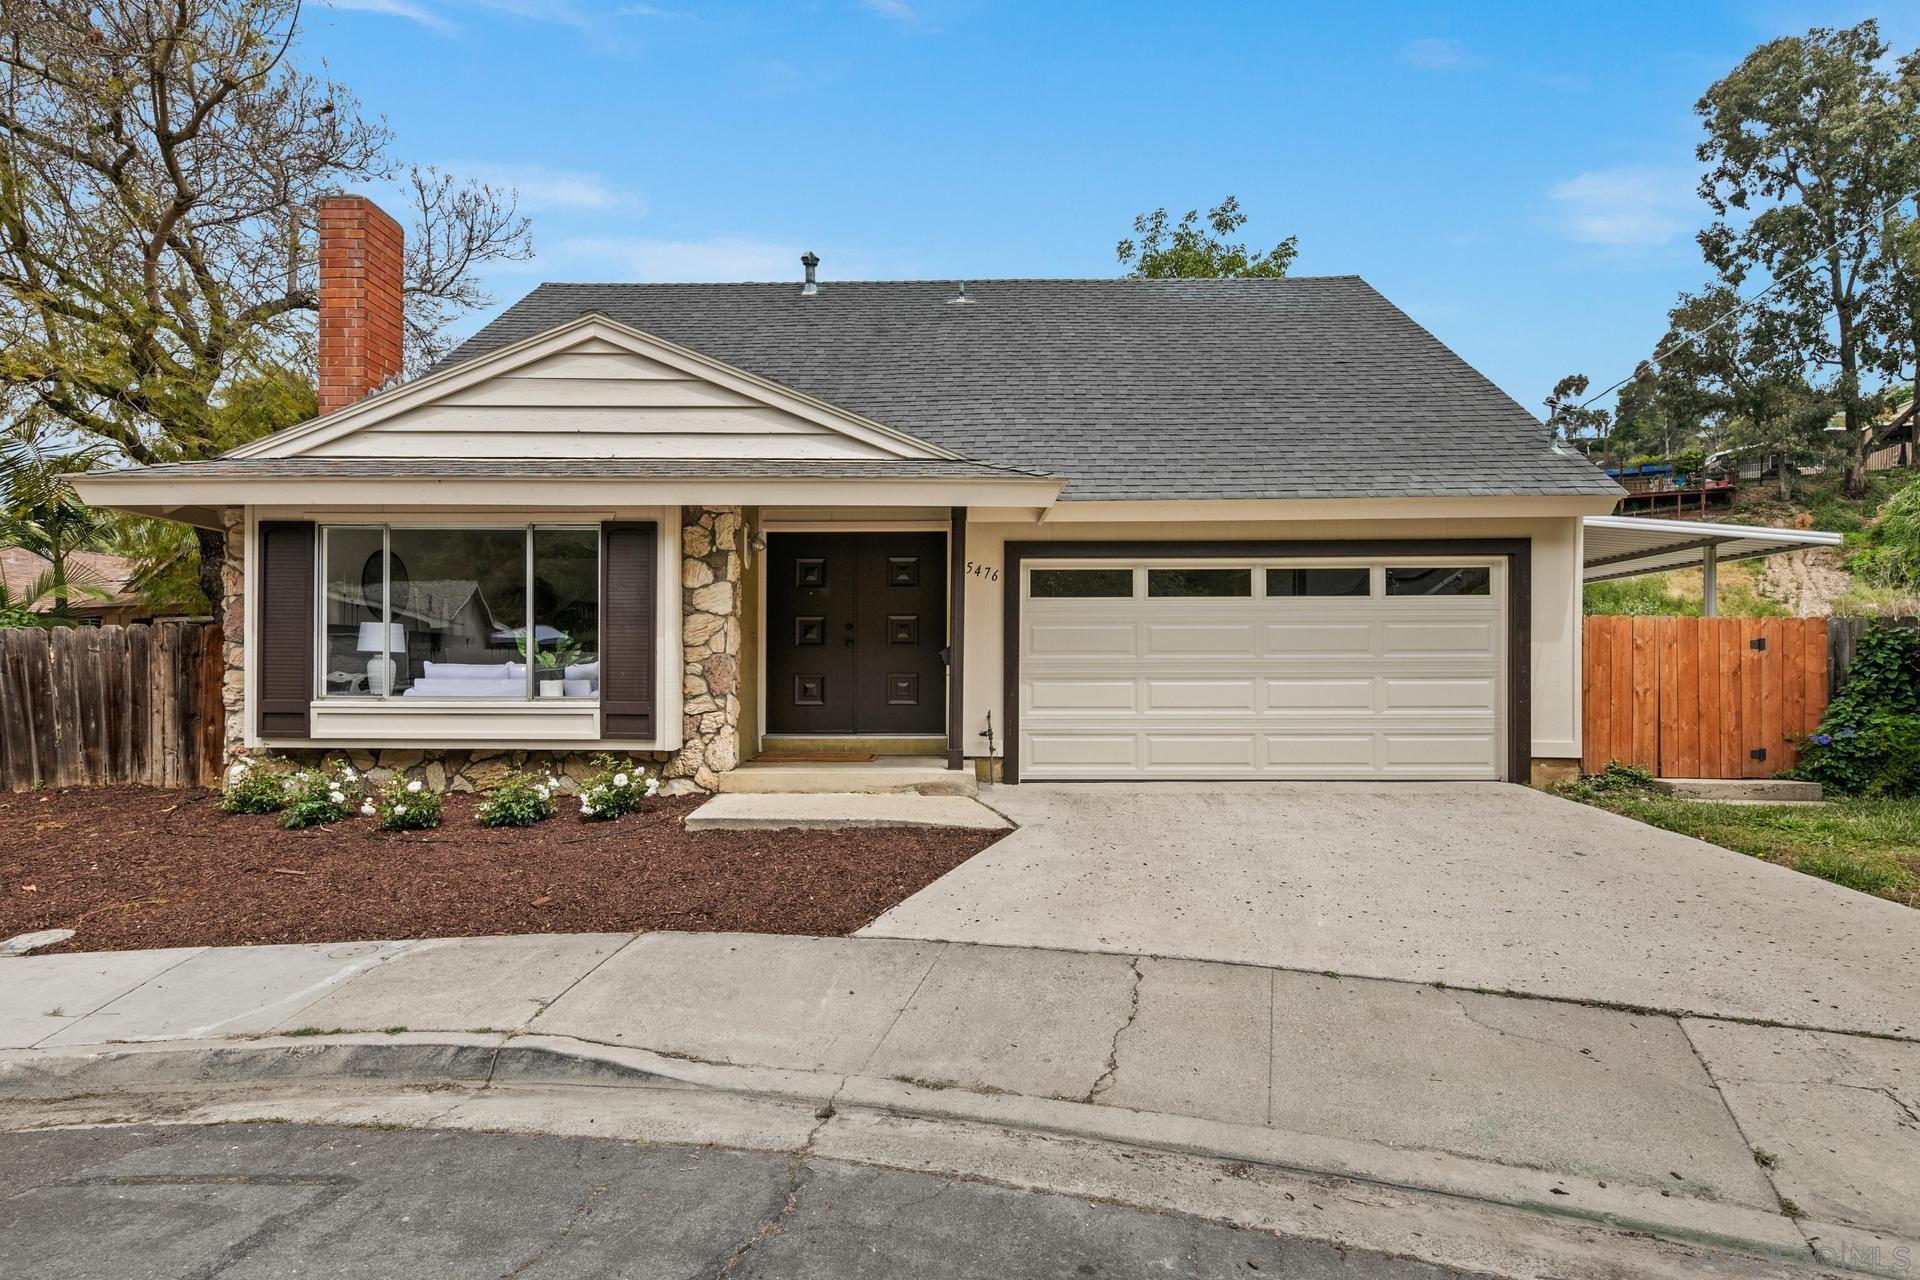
xmin=1607 ymin=356 xmax=1721 ymax=469
xmin=0 ymin=0 xmax=532 ymax=603
xmin=1694 ymin=20 xmax=1920 ymax=495
xmin=1117 ymin=196 xmax=1297 ymax=279
xmin=1872 ymin=205 xmax=1920 ymax=448
xmin=1 ymin=428 xmax=111 ymax=619
xmin=1542 ymin=374 xmax=1611 ymax=460
xmin=1656 ymin=286 xmax=1832 ymax=499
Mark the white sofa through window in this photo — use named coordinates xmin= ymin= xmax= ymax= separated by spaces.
xmin=402 ymin=660 xmax=527 ymax=698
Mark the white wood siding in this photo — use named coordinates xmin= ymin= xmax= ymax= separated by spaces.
xmin=309 ymin=342 xmax=897 ymax=461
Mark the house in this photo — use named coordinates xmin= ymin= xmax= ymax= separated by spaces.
xmin=1866 ymin=399 xmax=1916 ymax=472
xmin=0 ymin=546 xmax=148 ymax=626
xmin=76 ymin=195 xmax=1623 ymax=791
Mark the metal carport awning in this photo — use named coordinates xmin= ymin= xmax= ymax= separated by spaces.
xmin=1582 ymin=515 xmax=1843 ymax=616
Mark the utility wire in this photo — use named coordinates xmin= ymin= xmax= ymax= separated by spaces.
xmin=1576 ymin=187 xmax=1920 ymax=411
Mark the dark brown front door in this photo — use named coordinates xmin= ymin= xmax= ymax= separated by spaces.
xmin=766 ymin=532 xmax=947 ymax=735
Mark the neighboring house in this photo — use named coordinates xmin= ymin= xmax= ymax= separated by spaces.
xmin=77 ymin=196 xmax=1622 ymax=790
xmin=1866 ymin=400 xmax=1915 ymax=472
xmin=0 ymin=546 xmax=147 ymax=626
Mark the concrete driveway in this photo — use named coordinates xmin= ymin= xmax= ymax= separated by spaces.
xmin=859 ymin=783 xmax=1920 ymax=1037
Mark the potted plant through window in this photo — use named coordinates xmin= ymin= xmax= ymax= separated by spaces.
xmin=518 ymin=634 xmax=583 ymax=698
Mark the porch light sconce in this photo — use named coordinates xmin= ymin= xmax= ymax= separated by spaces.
xmin=745 ymin=526 xmax=767 ymax=568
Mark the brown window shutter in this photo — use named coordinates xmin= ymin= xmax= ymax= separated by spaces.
xmin=600 ymin=522 xmax=658 ymax=740
xmin=256 ymin=521 xmax=316 ymax=737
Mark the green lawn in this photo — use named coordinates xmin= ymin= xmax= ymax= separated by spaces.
xmin=1570 ymin=789 xmax=1920 ymax=908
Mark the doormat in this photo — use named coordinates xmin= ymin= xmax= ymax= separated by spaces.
xmin=753 ymin=752 xmax=878 ymax=763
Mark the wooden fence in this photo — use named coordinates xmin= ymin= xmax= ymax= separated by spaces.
xmin=1582 ymin=616 xmax=1830 ymax=779
xmin=0 ymin=622 xmax=223 ymax=791
xmin=1827 ymin=615 xmax=1919 ymax=695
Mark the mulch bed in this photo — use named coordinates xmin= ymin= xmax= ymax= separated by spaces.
xmin=0 ymin=787 xmax=1005 ymax=953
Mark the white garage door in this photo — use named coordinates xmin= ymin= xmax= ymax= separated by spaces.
xmin=1018 ymin=558 xmax=1505 ymax=781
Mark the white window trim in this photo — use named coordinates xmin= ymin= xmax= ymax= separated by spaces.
xmin=314 ymin=521 xmax=600 ymax=707
xmin=242 ymin=507 xmax=682 ymax=752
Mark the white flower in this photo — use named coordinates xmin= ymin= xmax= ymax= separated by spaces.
xmin=535 ymin=785 xmax=549 ymax=798
xmin=406 ymin=779 xmax=422 ymax=793
xmin=360 ymin=801 xmax=376 ymax=816
xmin=547 ymin=775 xmax=559 ymax=788
xmin=342 ymin=768 xmax=357 ymax=780
xmin=644 ymin=778 xmax=659 ymax=796
xmin=328 ymin=790 xmax=345 ymax=804
xmin=394 ymin=804 xmax=407 ymax=816
xmin=613 ymin=772 xmax=629 ymax=787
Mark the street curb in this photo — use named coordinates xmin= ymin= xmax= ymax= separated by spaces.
xmin=2 ymin=1031 xmax=1892 ymax=1274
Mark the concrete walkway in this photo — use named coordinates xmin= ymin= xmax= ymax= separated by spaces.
xmin=2 ymin=931 xmax=1915 ymax=1273
xmin=862 ymin=782 xmax=1920 ymax=1037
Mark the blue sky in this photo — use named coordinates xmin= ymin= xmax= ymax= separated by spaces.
xmin=308 ymin=0 xmax=1915 ymax=416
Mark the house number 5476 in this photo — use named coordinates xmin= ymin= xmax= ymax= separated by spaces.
xmin=965 ymin=561 xmax=1000 ymax=582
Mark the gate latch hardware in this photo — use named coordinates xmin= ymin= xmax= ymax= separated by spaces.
xmin=1750 ymin=748 xmax=1768 ymax=762
xmin=1749 ymin=637 xmax=1767 ymax=651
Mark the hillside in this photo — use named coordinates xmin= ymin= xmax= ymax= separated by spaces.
xmin=1584 ymin=470 xmax=1919 ymax=618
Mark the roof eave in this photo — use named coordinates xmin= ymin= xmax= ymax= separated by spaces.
xmin=73 ymin=469 xmax=1066 ymax=517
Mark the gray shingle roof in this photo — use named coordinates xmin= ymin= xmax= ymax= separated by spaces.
xmin=441 ymin=276 xmax=1618 ymax=502
xmin=88 ymin=458 xmax=1054 ymax=481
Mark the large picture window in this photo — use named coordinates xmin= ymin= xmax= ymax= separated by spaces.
xmin=320 ymin=525 xmax=600 ymax=701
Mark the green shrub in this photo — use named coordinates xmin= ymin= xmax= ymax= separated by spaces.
xmin=475 ymin=770 xmax=560 ymax=828
xmin=577 ymin=754 xmax=659 ymax=821
xmin=364 ymin=776 xmax=442 ymax=831
xmin=1847 ymin=478 xmax=1920 ymax=586
xmin=1795 ymin=627 xmax=1920 ymax=796
xmin=1794 ymin=849 xmax=1908 ymax=897
xmin=220 ymin=755 xmax=290 ymax=814
xmin=282 ymin=761 xmax=361 ymax=829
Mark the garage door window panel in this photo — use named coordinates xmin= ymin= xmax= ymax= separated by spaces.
xmin=1030 ymin=568 xmax=1134 ymax=598
xmin=1147 ymin=568 xmax=1251 ymax=598
xmin=1266 ymin=567 xmax=1371 ymax=598
xmin=1385 ymin=566 xmax=1492 ymax=596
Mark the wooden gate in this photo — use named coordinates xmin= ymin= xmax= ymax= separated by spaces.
xmin=1581 ymin=616 xmax=1829 ymax=779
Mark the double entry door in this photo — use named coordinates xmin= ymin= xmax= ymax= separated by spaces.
xmin=766 ymin=532 xmax=947 ymax=735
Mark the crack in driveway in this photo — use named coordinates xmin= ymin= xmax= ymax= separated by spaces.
xmin=1084 ymin=958 xmax=1144 ymax=1104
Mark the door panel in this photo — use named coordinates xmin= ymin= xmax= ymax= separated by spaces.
xmin=765 ymin=532 xmax=946 ymax=735
xmin=854 ymin=532 xmax=947 ymax=734
xmin=767 ymin=534 xmax=858 ymax=733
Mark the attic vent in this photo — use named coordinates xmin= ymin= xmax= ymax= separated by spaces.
xmin=948 ymin=281 xmax=971 ymax=304
xmin=801 ymin=251 xmax=820 ymax=297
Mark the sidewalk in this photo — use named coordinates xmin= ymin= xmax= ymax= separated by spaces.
xmin=3 ymin=931 xmax=1916 ymax=1276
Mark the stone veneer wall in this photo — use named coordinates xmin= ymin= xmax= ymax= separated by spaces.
xmin=219 ymin=508 xmax=247 ymax=764
xmin=218 ymin=506 xmax=747 ymax=795
xmin=662 ymin=505 xmax=744 ymax=792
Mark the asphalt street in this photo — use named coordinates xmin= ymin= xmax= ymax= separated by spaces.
xmin=0 ymin=1121 xmax=1467 ymax=1279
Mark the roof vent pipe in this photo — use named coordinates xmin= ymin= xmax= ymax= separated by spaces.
xmin=800 ymin=251 xmax=819 ymax=296
xmin=949 ymin=281 xmax=970 ymax=304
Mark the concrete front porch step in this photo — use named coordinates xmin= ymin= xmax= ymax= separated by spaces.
xmin=686 ymin=793 xmax=1010 ymax=832
xmin=715 ymin=758 xmax=976 ymax=797
xmin=1651 ymin=778 xmax=1824 ymax=803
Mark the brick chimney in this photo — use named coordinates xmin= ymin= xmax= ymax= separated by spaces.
xmin=316 ymin=195 xmax=404 ymax=414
